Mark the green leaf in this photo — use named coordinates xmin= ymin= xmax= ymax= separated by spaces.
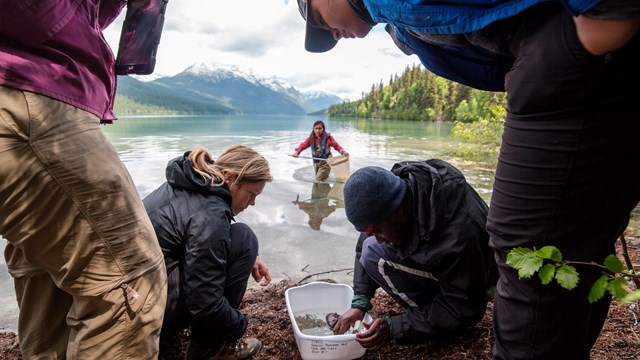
xmin=588 ymin=275 xmax=609 ymax=303
xmin=534 ymin=246 xmax=562 ymax=262
xmin=555 ymin=265 xmax=579 ymax=290
xmin=507 ymin=247 xmax=543 ymax=279
xmin=538 ymin=264 xmax=556 ymax=285
xmin=606 ymin=278 xmax=628 ymax=299
xmin=603 ymin=255 xmax=623 ymax=273
xmin=621 ymin=289 xmax=640 ymax=303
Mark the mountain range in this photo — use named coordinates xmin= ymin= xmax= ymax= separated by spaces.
xmin=114 ymin=62 xmax=343 ymax=116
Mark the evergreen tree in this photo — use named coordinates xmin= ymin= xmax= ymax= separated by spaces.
xmin=327 ymin=64 xmax=484 ymax=122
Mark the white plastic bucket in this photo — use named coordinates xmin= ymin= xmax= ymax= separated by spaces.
xmin=285 ymin=282 xmax=370 ymax=360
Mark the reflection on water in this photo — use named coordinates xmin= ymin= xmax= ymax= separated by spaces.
xmin=293 ymin=182 xmax=344 ymax=231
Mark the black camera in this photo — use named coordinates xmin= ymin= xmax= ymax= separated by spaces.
xmin=115 ymin=0 xmax=169 ymax=75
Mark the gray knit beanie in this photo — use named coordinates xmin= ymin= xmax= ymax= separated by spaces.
xmin=343 ymin=166 xmax=407 ymax=231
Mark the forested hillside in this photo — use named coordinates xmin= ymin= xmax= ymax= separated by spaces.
xmin=327 ymin=64 xmax=504 ymax=123
xmin=114 ymin=76 xmax=236 ymax=116
xmin=327 ymin=64 xmax=507 ymax=164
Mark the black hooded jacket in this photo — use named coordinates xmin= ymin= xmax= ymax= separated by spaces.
xmin=352 ymin=159 xmax=497 ymax=342
xmin=143 ymin=152 xmax=247 ymax=339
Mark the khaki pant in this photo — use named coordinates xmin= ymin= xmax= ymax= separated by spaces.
xmin=0 ymin=86 xmax=167 ymax=359
xmin=314 ymin=161 xmax=331 ymax=181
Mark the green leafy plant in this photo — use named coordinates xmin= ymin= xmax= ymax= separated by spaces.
xmin=448 ymin=92 xmax=506 ymax=165
xmin=507 ymin=244 xmax=640 ymax=303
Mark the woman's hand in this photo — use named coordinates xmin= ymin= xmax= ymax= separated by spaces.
xmin=355 ymin=318 xmax=390 ymax=351
xmin=574 ymin=15 xmax=640 ymax=56
xmin=333 ymin=308 xmax=365 ymax=334
xmin=292 ymin=150 xmax=299 ymax=158
xmin=252 ymin=256 xmax=271 ymax=286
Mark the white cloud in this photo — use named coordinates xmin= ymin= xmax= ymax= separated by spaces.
xmin=104 ymin=0 xmax=419 ymax=100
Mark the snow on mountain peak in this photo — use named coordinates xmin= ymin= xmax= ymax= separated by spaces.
xmin=303 ymin=89 xmax=334 ymax=99
xmin=184 ymin=62 xmax=296 ymax=93
xmin=175 ymin=62 xmax=343 ymax=108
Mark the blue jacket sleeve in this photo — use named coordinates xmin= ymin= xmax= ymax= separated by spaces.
xmin=389 ymin=25 xmax=511 ymax=92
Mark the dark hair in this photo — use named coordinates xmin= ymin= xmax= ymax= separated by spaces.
xmin=308 ymin=120 xmax=326 ymax=142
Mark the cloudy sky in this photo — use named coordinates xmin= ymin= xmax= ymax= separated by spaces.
xmin=103 ymin=0 xmax=420 ymax=101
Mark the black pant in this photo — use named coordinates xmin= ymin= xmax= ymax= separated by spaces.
xmin=161 ymin=223 xmax=259 ymax=344
xmin=488 ymin=4 xmax=640 ymax=360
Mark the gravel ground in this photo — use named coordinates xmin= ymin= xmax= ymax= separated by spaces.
xmin=1 ymin=237 xmax=639 ymax=360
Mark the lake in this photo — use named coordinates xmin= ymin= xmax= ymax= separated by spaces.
xmin=96 ymin=114 xmax=495 ymax=287
xmin=1 ymin=114 xmax=479 ymax=331
xmin=1 ymin=114 xmax=636 ymax=332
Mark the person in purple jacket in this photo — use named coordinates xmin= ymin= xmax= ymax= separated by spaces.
xmin=0 ymin=1 xmax=167 ymax=358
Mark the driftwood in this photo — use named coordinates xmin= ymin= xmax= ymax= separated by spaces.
xmin=288 ymin=265 xmax=353 ymax=286
xmin=619 ymin=234 xmax=640 ymax=289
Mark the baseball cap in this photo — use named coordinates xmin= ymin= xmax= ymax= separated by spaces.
xmin=296 ymin=0 xmax=338 ymax=53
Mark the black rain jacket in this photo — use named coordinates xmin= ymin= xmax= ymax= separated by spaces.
xmin=353 ymin=159 xmax=497 ymax=342
xmin=143 ymin=152 xmax=247 ymax=339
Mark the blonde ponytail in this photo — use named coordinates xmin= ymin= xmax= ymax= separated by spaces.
xmin=188 ymin=145 xmax=272 ymax=187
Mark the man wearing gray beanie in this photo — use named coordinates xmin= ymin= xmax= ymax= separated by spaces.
xmin=334 ymin=159 xmax=497 ymax=350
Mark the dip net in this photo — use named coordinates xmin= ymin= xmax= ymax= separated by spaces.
xmin=326 ymin=155 xmax=350 ymax=182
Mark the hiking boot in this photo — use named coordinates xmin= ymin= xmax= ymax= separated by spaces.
xmin=207 ymin=338 xmax=262 ymax=360
xmin=185 ymin=340 xmax=212 ymax=360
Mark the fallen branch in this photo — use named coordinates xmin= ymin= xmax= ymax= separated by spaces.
xmin=619 ymin=235 xmax=640 ymax=289
xmin=295 ymin=268 xmax=353 ymax=285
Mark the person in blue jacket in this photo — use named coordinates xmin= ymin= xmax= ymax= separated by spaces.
xmin=144 ymin=145 xmax=272 ymax=360
xmin=296 ymin=1 xmax=640 ymax=359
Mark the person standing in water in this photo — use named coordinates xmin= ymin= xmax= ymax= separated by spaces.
xmin=292 ymin=120 xmax=349 ymax=181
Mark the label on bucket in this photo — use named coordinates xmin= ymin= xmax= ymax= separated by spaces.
xmin=310 ymin=340 xmax=350 ymax=355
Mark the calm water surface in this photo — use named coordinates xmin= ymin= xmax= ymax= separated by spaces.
xmin=100 ymin=115 xmax=493 ymax=282
xmin=0 ymin=114 xmax=492 ymax=332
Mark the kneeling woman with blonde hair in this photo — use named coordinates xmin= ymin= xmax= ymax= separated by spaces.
xmin=143 ymin=145 xmax=273 ymax=360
